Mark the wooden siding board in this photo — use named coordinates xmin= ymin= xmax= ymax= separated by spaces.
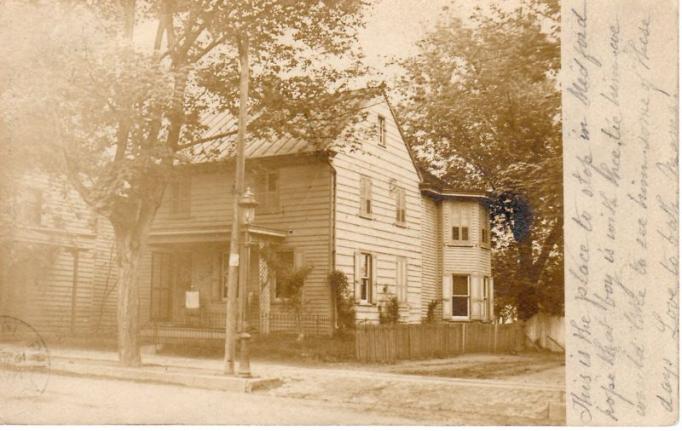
xmin=332 ymin=100 xmax=423 ymax=323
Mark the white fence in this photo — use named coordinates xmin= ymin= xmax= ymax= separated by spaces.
xmin=524 ymin=313 xmax=564 ymax=352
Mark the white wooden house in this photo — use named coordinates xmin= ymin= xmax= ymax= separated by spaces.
xmin=138 ymin=89 xmax=494 ymax=338
xmin=0 ymin=174 xmax=116 ymax=336
xmin=1 ymin=90 xmax=494 ymax=339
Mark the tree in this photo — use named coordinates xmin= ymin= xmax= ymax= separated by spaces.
xmin=1 ymin=0 xmax=369 ymax=366
xmin=394 ymin=0 xmax=562 ymax=319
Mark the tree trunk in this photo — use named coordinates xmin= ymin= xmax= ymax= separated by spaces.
xmin=115 ymin=229 xmax=143 ymax=367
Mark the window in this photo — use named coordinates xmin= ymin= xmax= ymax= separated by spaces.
xmin=273 ymin=250 xmax=294 ymax=300
xmin=19 ymin=188 xmax=43 ymax=225
xmin=378 ymin=115 xmax=386 ymax=146
xmin=482 ymin=276 xmax=491 ymax=320
xmin=359 ymin=176 xmax=372 ymax=218
xmin=480 ymin=206 xmax=491 ymax=247
xmin=451 ymin=274 xmax=470 ymax=318
xmin=450 ymin=204 xmax=470 ymax=243
xmin=360 ymin=252 xmax=373 ymax=302
xmin=256 ymin=170 xmax=280 ymax=213
xmin=395 ymin=187 xmax=406 ymax=225
xmin=169 ymin=177 xmax=191 ymax=217
xmin=396 ymin=257 xmax=407 ymax=303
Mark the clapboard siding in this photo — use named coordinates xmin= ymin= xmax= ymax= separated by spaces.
xmin=420 ymin=196 xmax=441 ymax=318
xmin=440 ymin=199 xmax=492 ymax=321
xmin=0 ymin=173 xmax=104 ymax=336
xmin=142 ymin=159 xmax=333 ymax=326
xmin=332 ymin=97 xmax=423 ymax=323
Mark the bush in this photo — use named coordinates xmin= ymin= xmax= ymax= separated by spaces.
xmin=328 ymin=270 xmax=355 ymax=334
xmin=379 ymin=295 xmax=400 ymax=324
xmin=423 ymin=299 xmax=441 ymax=323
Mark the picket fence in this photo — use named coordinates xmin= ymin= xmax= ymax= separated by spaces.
xmin=354 ymin=322 xmax=524 ymax=363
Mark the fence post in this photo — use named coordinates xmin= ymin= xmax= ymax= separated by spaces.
xmin=493 ymin=323 xmax=498 ymax=353
xmin=461 ymin=324 xmax=466 ymax=353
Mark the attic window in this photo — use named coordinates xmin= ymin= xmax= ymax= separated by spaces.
xmin=378 ymin=115 xmax=386 ymax=146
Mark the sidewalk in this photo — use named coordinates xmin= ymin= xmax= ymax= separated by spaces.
xmin=3 ymin=344 xmax=566 ymax=424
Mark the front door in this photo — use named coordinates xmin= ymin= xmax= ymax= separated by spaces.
xmin=151 ymin=252 xmax=192 ymax=322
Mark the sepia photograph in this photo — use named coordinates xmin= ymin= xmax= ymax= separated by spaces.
xmin=2 ymin=0 xmax=656 ymax=426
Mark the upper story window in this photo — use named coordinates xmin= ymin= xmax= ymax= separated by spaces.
xmin=480 ymin=205 xmax=491 ymax=247
xmin=169 ymin=177 xmax=191 ymax=217
xmin=450 ymin=203 xmax=470 ymax=244
xmin=19 ymin=188 xmax=43 ymax=226
xmin=395 ymin=186 xmax=407 ymax=226
xmin=359 ymin=176 xmax=372 ymax=218
xmin=256 ymin=170 xmax=280 ymax=213
xmin=378 ymin=115 xmax=386 ymax=146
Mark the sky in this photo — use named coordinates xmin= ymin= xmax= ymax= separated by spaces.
xmin=358 ymin=0 xmax=489 ymax=80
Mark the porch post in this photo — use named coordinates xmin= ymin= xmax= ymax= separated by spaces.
xmin=258 ymin=246 xmax=271 ymax=335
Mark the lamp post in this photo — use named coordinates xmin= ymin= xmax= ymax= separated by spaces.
xmin=237 ymin=187 xmax=257 ymax=378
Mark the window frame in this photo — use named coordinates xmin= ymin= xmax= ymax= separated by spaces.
xmin=272 ymin=249 xmax=295 ymax=302
xmin=451 ymin=274 xmax=470 ymax=319
xmin=378 ymin=114 xmax=387 ymax=147
xmin=480 ymin=205 xmax=491 ymax=248
xmin=256 ymin=169 xmax=280 ymax=214
xmin=449 ymin=203 xmax=471 ymax=245
xmin=359 ymin=252 xmax=373 ymax=303
xmin=395 ymin=187 xmax=407 ymax=227
xmin=359 ymin=176 xmax=373 ymax=219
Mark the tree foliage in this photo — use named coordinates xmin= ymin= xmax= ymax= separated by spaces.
xmin=1 ymin=0 xmax=370 ymax=364
xmin=328 ymin=270 xmax=355 ymax=335
xmin=395 ymin=0 xmax=562 ymax=319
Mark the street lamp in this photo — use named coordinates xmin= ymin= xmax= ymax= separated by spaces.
xmin=237 ymin=187 xmax=258 ymax=378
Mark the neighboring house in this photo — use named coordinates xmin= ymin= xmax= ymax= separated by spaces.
xmin=0 ymin=174 xmax=116 ymax=337
xmin=139 ymin=89 xmax=494 ymax=338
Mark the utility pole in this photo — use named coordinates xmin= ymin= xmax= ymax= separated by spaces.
xmin=224 ymin=35 xmax=249 ymax=375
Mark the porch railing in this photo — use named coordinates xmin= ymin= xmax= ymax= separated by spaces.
xmin=141 ymin=309 xmax=332 ymax=343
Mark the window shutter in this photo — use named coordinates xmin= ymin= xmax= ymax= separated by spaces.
xmin=489 ymin=278 xmax=495 ymax=322
xmin=370 ymin=253 xmax=378 ymax=304
xmin=471 ymin=275 xmax=481 ymax=320
xmin=367 ymin=178 xmax=373 ymax=215
xmin=442 ymin=275 xmax=452 ymax=319
xmin=353 ymin=251 xmax=361 ymax=303
xmin=359 ymin=178 xmax=365 ymax=214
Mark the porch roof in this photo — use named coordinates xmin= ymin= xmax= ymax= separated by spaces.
xmin=148 ymin=224 xmax=287 ymax=245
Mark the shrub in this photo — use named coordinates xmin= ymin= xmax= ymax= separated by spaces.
xmin=423 ymin=299 xmax=441 ymax=323
xmin=328 ymin=270 xmax=355 ymax=335
xmin=379 ymin=295 xmax=400 ymax=324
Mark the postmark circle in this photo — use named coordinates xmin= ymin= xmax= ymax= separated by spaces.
xmin=0 ymin=315 xmax=51 ymax=398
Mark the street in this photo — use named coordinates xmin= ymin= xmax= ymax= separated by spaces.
xmin=0 ymin=373 xmax=416 ymax=425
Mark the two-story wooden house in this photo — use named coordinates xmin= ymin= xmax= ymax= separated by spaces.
xmin=138 ymin=90 xmax=494 ymax=338
xmin=0 ymin=174 xmax=116 ymax=337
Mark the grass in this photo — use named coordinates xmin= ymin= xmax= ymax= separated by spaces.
xmin=155 ymin=333 xmax=356 ymax=365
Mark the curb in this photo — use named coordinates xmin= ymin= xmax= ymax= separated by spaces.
xmin=5 ymin=360 xmax=281 ymax=394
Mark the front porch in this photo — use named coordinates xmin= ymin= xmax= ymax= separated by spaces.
xmin=140 ymin=224 xmax=333 ymax=344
